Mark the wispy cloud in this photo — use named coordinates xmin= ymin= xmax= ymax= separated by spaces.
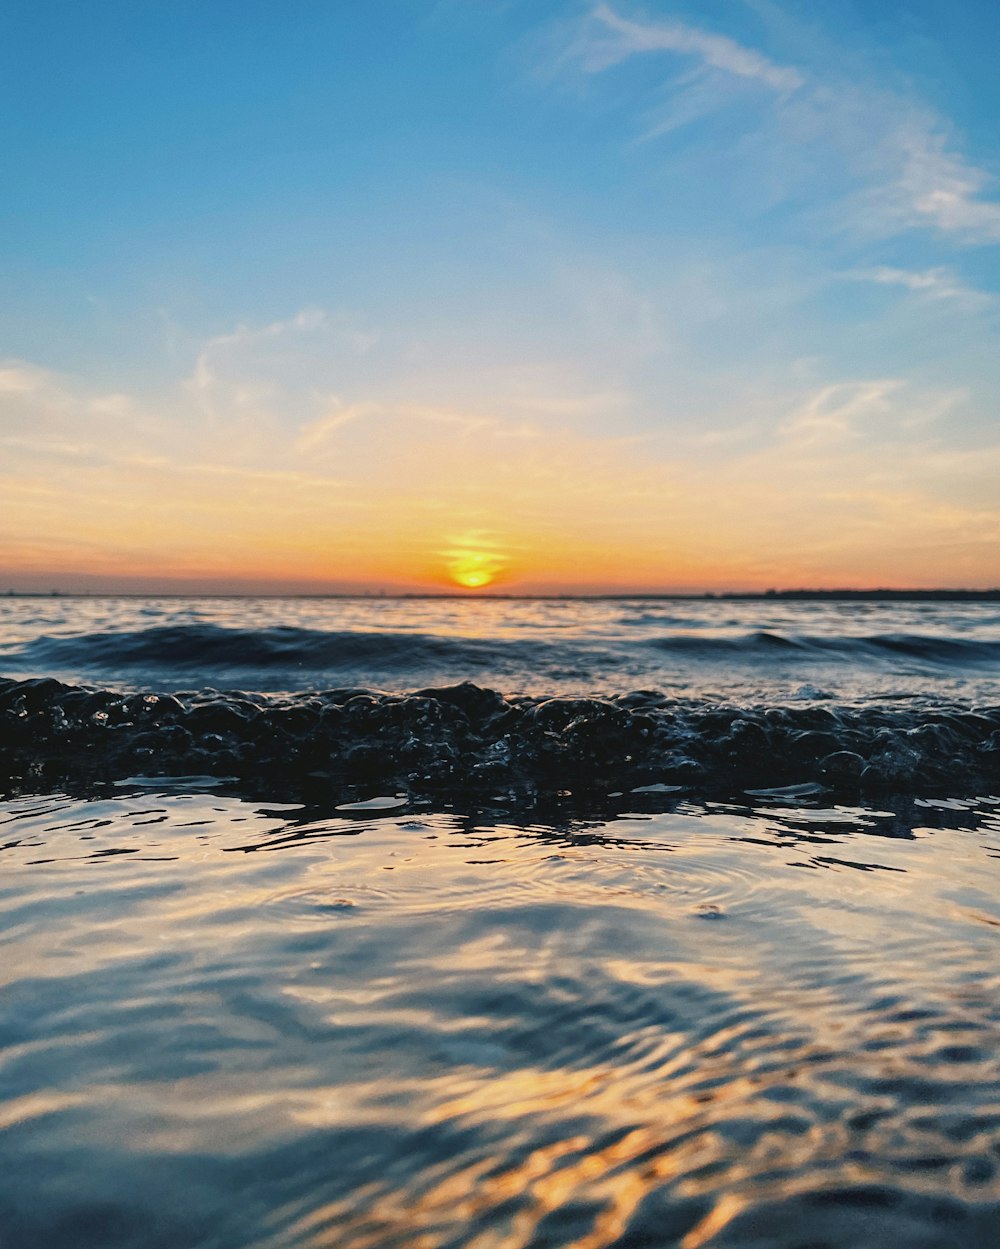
xmin=888 ymin=125 xmax=1000 ymax=242
xmin=578 ymin=3 xmax=803 ymax=92
xmin=779 ymin=379 xmax=904 ymax=447
xmin=555 ymin=5 xmax=1000 ymax=248
xmin=296 ymin=399 xmax=530 ymax=454
xmin=853 ymin=265 xmax=993 ymax=306
xmin=190 ymin=306 xmax=326 ymax=394
xmin=188 ymin=307 xmax=378 ymax=421
xmin=0 ymin=363 xmax=52 ymax=395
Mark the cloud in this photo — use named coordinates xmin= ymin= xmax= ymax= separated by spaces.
xmin=188 ymin=307 xmax=378 ymax=421
xmin=0 ymin=363 xmax=52 ymax=395
xmin=296 ymin=400 xmax=508 ymax=453
xmin=853 ymin=265 xmax=993 ymax=306
xmin=779 ymin=379 xmax=904 ymax=447
xmin=294 ymin=400 xmax=381 ymax=449
xmin=191 ymin=306 xmax=326 ymax=387
xmin=553 ymin=6 xmax=1000 ymax=249
xmin=867 ymin=123 xmax=1000 ymax=245
xmin=893 ymin=127 xmax=1000 ymax=241
xmin=579 ymin=3 xmax=804 ymax=93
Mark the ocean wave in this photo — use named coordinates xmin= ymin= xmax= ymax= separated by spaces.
xmin=6 ymin=623 xmax=1000 ymax=681
xmin=643 ymin=630 xmax=1000 ymax=663
xmin=2 ymin=676 xmax=997 ymax=799
xmin=5 ymin=624 xmax=522 ymax=671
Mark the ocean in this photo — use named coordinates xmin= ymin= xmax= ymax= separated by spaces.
xmin=2 ymin=595 xmax=1000 ymax=1248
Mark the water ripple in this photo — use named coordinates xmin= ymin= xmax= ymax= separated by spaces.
xmin=2 ymin=790 xmax=1000 ymax=1247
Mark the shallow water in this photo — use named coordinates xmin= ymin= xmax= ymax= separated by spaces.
xmin=3 ymin=784 xmax=1000 ymax=1248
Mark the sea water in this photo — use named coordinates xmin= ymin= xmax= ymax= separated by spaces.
xmin=2 ymin=596 xmax=999 ymax=1247
xmin=3 ymin=594 xmax=1000 ymax=701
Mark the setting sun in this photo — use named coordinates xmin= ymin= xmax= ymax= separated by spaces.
xmin=442 ymin=538 xmax=508 ymax=590
xmin=453 ymin=567 xmax=492 ymax=589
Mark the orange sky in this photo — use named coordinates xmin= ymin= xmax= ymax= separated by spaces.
xmin=2 ymin=350 xmax=998 ymax=594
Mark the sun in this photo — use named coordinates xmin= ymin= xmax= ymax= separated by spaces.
xmin=454 ymin=568 xmax=492 ymax=589
xmin=442 ymin=539 xmax=507 ymax=590
xmin=449 ymin=552 xmax=498 ymax=590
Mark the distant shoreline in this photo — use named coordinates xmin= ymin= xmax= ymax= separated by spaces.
xmin=4 ymin=589 xmax=1000 ymax=602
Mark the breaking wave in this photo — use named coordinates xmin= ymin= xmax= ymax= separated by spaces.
xmin=2 ymin=675 xmax=998 ymax=799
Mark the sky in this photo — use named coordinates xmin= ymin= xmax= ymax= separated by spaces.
xmin=2 ymin=0 xmax=999 ymax=594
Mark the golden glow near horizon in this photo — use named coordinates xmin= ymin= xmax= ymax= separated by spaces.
xmin=442 ymin=538 xmax=509 ymax=591
xmin=452 ymin=567 xmax=493 ymax=590
xmin=1 ymin=343 xmax=999 ymax=594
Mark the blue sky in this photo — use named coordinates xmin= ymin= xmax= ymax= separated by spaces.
xmin=2 ymin=1 xmax=999 ymax=590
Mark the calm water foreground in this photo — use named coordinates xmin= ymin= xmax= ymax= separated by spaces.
xmin=3 ymin=784 xmax=1000 ymax=1248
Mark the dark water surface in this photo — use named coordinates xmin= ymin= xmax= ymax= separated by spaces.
xmin=3 ymin=786 xmax=1000 ymax=1248
xmin=4 ymin=595 xmax=1000 ymax=701
xmin=3 ymin=597 xmax=1000 ymax=1246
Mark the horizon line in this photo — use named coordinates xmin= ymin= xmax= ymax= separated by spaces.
xmin=4 ymin=587 xmax=1000 ymax=601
